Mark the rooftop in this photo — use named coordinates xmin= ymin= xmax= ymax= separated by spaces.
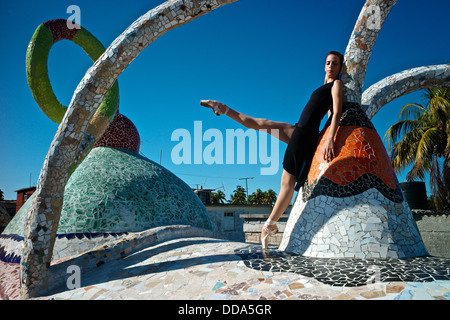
xmin=1 ymin=225 xmax=449 ymax=301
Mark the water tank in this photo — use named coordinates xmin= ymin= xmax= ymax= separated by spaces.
xmin=400 ymin=181 xmax=428 ymax=210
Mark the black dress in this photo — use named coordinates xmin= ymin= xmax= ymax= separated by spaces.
xmin=283 ymin=80 xmax=335 ymax=190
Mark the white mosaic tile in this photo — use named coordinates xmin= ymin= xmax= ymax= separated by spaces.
xmin=279 ymin=188 xmax=428 ymax=258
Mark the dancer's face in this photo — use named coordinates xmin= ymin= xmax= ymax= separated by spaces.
xmin=324 ymin=54 xmax=341 ymax=79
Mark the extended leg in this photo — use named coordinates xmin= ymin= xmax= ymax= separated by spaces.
xmin=270 ymin=169 xmax=296 ymax=222
xmin=200 ymin=99 xmax=294 ymax=144
xmin=261 ymin=169 xmax=296 ymax=249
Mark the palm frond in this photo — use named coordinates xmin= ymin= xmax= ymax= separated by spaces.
xmin=428 ymin=96 xmax=450 ymax=112
xmin=398 ymin=103 xmax=427 ymax=122
xmin=390 ymin=131 xmax=423 ymax=173
xmin=408 ymin=128 xmax=441 ymax=180
xmin=415 ymin=128 xmax=442 ymax=162
xmin=424 ymin=87 xmax=450 ymax=102
xmin=384 ymin=119 xmax=427 ymax=149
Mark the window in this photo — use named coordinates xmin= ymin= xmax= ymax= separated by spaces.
xmin=223 ymin=212 xmax=235 ymax=231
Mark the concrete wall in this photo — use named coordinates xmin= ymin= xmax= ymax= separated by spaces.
xmin=206 ymin=204 xmax=277 ymax=242
xmin=240 ymin=213 xmax=288 ymax=246
xmin=413 ymin=211 xmax=450 ymax=258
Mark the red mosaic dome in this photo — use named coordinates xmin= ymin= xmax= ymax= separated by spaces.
xmin=93 ymin=112 xmax=140 ymax=153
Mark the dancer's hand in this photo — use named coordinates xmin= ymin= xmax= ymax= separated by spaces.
xmin=323 ymin=139 xmax=335 ymax=162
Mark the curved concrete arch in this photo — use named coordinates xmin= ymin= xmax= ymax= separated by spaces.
xmin=362 ymin=64 xmax=450 ymax=119
xmin=21 ymin=0 xmax=239 ymax=298
xmin=342 ymin=0 xmax=397 ymax=103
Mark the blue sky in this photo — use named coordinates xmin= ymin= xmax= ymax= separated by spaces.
xmin=0 ymin=0 xmax=449 ymax=201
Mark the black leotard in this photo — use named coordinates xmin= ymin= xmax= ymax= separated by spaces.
xmin=283 ymin=80 xmax=335 ymax=190
xmin=297 ymin=80 xmax=335 ymax=132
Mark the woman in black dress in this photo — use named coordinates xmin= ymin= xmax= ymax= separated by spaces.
xmin=201 ymin=51 xmax=344 ymax=249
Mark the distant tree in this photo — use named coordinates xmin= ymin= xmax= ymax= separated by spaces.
xmin=247 ymin=188 xmax=278 ymax=205
xmin=0 ymin=189 xmax=4 ymax=201
xmin=248 ymin=188 xmax=265 ymax=204
xmin=230 ymin=185 xmax=247 ymax=204
xmin=211 ymin=190 xmax=227 ymax=204
xmin=247 ymin=193 xmax=255 ymax=204
xmin=263 ymin=189 xmax=277 ymax=205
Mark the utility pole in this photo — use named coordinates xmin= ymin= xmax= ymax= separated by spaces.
xmin=239 ymin=177 xmax=253 ymax=204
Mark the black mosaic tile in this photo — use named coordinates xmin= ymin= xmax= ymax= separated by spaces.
xmin=322 ymin=102 xmax=375 ymax=130
xmin=301 ymin=172 xmax=404 ymax=203
xmin=235 ymin=248 xmax=450 ymax=287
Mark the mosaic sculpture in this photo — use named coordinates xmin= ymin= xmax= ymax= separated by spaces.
xmin=16 ymin=1 xmax=238 ymax=298
xmin=4 ymin=0 xmax=447 ymax=298
xmin=26 ymin=19 xmax=120 ymax=174
xmin=2 ymin=111 xmax=213 ymax=263
xmin=279 ymin=0 xmax=449 ymax=258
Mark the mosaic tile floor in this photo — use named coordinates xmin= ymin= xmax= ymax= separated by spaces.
xmin=9 ymin=235 xmax=446 ymax=301
xmin=237 ymin=249 xmax=450 ymax=287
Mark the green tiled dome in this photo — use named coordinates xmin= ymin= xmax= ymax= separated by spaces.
xmin=4 ymin=147 xmax=213 ymax=237
xmin=60 ymin=147 xmax=213 ymax=233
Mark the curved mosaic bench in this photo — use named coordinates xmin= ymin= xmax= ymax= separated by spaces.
xmin=279 ymin=103 xmax=428 ymax=259
xmin=1 ymin=225 xmax=216 ymax=299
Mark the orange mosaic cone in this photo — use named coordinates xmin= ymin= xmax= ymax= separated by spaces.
xmin=304 ymin=102 xmax=400 ymax=202
xmin=279 ymin=102 xmax=428 ymax=259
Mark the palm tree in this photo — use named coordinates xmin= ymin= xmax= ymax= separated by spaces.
xmin=247 ymin=188 xmax=265 ymax=205
xmin=247 ymin=188 xmax=278 ymax=205
xmin=385 ymin=87 xmax=450 ymax=211
xmin=211 ymin=190 xmax=227 ymax=204
xmin=247 ymin=193 xmax=255 ymax=204
xmin=230 ymin=185 xmax=247 ymax=204
xmin=263 ymin=189 xmax=278 ymax=205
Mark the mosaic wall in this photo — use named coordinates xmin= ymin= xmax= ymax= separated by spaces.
xmin=1 ymin=225 xmax=214 ymax=299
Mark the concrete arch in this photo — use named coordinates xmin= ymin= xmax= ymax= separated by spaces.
xmin=342 ymin=0 xmax=398 ymax=103
xmin=362 ymin=64 xmax=450 ymax=119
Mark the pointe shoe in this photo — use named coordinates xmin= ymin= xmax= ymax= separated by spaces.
xmin=200 ymin=100 xmax=228 ymax=116
xmin=261 ymin=224 xmax=278 ymax=250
